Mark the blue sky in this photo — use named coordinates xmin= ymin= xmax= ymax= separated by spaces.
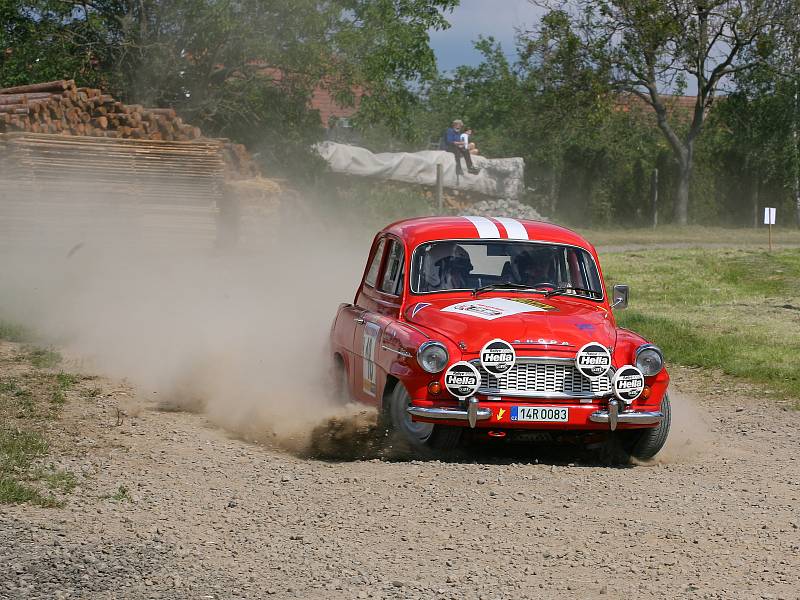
xmin=429 ymin=0 xmax=546 ymax=72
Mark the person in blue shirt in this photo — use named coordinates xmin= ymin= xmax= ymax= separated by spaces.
xmin=445 ymin=119 xmax=480 ymax=176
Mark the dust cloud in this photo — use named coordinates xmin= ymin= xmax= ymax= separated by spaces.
xmin=644 ymin=389 xmax=714 ymax=464
xmin=0 ymin=185 xmax=380 ymax=452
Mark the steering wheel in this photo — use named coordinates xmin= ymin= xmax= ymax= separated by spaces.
xmin=528 ymin=281 xmax=556 ymax=289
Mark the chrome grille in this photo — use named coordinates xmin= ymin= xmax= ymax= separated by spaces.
xmin=471 ymin=357 xmax=612 ymax=399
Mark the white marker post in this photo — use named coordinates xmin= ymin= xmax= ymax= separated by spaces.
xmin=764 ymin=207 xmax=776 ymax=252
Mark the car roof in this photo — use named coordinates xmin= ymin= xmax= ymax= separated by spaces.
xmin=383 ymin=216 xmax=595 ymax=252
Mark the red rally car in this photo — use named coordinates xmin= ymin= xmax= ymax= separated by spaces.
xmin=330 ymin=216 xmax=670 ymax=459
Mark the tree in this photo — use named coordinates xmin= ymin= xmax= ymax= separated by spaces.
xmin=530 ymin=0 xmax=782 ymax=224
xmin=516 ymin=10 xmax=615 ymax=216
xmin=408 ymin=26 xmax=667 ymax=225
xmin=0 ymin=1 xmax=118 ymax=89
xmin=770 ymin=0 xmax=800 ymax=226
xmin=1 ymin=1 xmax=458 ymax=175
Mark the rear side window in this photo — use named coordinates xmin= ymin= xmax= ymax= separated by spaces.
xmin=364 ymin=238 xmax=386 ymax=287
xmin=379 ymin=240 xmax=404 ymax=296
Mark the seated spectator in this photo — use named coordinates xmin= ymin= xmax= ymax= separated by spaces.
xmin=445 ymin=119 xmax=480 ymax=176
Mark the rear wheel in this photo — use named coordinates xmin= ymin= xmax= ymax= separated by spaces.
xmin=622 ymin=393 xmax=671 ymax=460
xmin=387 ymin=383 xmax=462 ymax=453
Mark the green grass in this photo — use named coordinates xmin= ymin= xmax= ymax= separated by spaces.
xmin=50 ymin=389 xmax=65 ymax=405
xmin=56 ymin=372 xmax=78 ymax=389
xmin=110 ymin=484 xmax=131 ymax=502
xmin=0 ymin=427 xmax=49 ymax=472
xmin=42 ymin=469 xmax=77 ymax=493
xmin=0 ymin=329 xmax=84 ymax=506
xmin=81 ymin=386 xmax=103 ymax=399
xmin=0 ymin=378 xmax=35 ymax=416
xmin=579 ymin=225 xmax=800 ymax=247
xmin=0 ymin=321 xmax=31 ymax=343
xmin=27 ymin=348 xmax=62 ymax=369
xmin=0 ymin=427 xmax=62 ymax=507
xmin=0 ymin=478 xmax=61 ymax=506
xmin=602 ymin=248 xmax=800 ymax=405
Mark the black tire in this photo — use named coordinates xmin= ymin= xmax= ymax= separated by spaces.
xmin=623 ymin=393 xmax=671 ymax=460
xmin=387 ymin=383 xmax=462 ymax=454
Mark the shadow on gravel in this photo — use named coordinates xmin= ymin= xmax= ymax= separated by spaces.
xmin=305 ymin=411 xmax=635 ymax=468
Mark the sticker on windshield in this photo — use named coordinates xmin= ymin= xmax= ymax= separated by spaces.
xmin=442 ymin=297 xmax=552 ymax=321
xmin=612 ymin=365 xmax=645 ymax=403
xmin=575 ymin=342 xmax=612 ymax=378
xmin=443 ymin=361 xmax=481 ymax=399
xmin=480 ymin=339 xmax=516 ymax=376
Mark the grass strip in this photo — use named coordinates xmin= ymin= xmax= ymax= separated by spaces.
xmin=603 ymin=247 xmax=800 ymax=406
xmin=618 ymin=311 xmax=798 ymax=404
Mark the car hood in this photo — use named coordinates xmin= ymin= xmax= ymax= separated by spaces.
xmin=405 ymin=295 xmax=616 ymax=352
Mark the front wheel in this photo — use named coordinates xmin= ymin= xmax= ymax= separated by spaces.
xmin=622 ymin=393 xmax=672 ymax=460
xmin=386 ymin=383 xmax=462 ymax=454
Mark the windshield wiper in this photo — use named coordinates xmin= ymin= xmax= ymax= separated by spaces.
xmin=544 ymin=286 xmax=602 ymax=299
xmin=472 ymin=283 xmax=546 ymax=297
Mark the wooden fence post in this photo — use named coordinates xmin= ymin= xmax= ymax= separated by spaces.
xmin=651 ymin=168 xmax=658 ymax=229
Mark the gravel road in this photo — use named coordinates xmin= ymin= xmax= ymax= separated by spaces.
xmin=1 ymin=359 xmax=798 ymax=600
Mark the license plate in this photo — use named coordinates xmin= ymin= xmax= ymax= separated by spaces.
xmin=510 ymin=406 xmax=569 ymax=422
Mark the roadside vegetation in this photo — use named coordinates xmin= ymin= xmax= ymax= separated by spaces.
xmin=5 ymin=2 xmax=800 ymax=229
xmin=0 ymin=322 xmax=84 ymax=507
xmin=581 ymin=226 xmax=800 ymax=248
xmin=602 ymin=248 xmax=800 ymax=408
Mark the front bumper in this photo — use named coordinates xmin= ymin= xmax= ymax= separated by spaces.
xmin=408 ymin=397 xmax=491 ymax=428
xmin=588 ymin=410 xmax=663 ymax=425
xmin=408 ymin=397 xmax=663 ymax=431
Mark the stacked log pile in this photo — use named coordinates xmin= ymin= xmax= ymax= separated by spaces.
xmin=0 ymin=80 xmax=280 ymax=248
xmin=0 ymin=79 xmax=202 ymax=141
xmin=0 ymin=79 xmax=259 ymax=179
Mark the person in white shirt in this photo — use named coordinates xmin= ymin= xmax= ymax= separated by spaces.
xmin=459 ymin=127 xmax=472 ymax=149
xmin=444 ymin=120 xmax=479 ymax=175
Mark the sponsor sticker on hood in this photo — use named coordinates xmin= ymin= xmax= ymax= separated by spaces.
xmin=441 ymin=297 xmax=557 ymax=321
xmin=407 ymin=302 xmax=432 ymax=319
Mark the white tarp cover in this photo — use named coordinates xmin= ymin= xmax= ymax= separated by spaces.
xmin=316 ymin=141 xmax=525 ymax=199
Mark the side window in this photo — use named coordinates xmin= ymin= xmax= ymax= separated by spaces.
xmin=364 ymin=238 xmax=386 ymax=288
xmin=379 ymin=240 xmax=405 ymax=296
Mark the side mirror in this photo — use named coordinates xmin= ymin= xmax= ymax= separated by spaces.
xmin=611 ymin=284 xmax=629 ymax=310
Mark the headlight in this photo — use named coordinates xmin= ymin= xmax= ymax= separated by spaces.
xmin=417 ymin=341 xmax=449 ymax=373
xmin=635 ymin=345 xmax=663 ymax=376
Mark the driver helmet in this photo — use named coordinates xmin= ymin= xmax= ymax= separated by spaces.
xmin=514 ymin=246 xmax=555 ymax=284
xmin=423 ymin=243 xmax=473 ymax=289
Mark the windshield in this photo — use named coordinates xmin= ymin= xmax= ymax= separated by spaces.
xmin=410 ymin=240 xmax=603 ymax=299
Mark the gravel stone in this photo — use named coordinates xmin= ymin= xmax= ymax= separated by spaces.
xmin=463 ymin=198 xmax=546 ymax=221
xmin=1 ymin=356 xmax=798 ymax=600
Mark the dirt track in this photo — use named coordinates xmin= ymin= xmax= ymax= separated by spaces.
xmin=1 ymin=347 xmax=799 ymax=600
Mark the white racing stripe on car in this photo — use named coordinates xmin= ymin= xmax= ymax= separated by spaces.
xmin=494 ymin=217 xmax=529 ymax=240
xmin=463 ymin=215 xmax=500 ymax=238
